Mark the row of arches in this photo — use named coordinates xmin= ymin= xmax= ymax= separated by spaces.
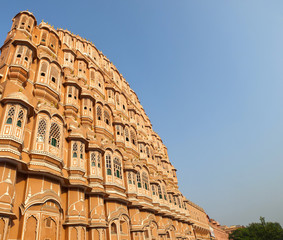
xmin=10 ymin=48 xmax=163 ymax=158
xmin=61 ymin=29 xmax=144 ymax=117
xmin=37 ymin=59 xmax=61 ymax=93
xmin=0 ymin=105 xmax=181 ymax=208
xmin=40 ymin=28 xmax=59 ymax=53
xmin=1 ymin=104 xmax=27 ymax=141
xmin=9 ymin=14 xmax=165 ymax=154
xmin=13 ymin=45 xmax=33 ymax=70
xmin=34 ymin=114 xmax=63 ymax=158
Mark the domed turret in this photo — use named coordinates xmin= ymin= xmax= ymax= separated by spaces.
xmin=11 ymin=10 xmax=37 ymax=33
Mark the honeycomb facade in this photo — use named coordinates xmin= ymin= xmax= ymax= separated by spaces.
xmin=0 ymin=11 xmax=212 ymax=240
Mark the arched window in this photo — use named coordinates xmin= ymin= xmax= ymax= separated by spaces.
xmin=145 ymin=230 xmax=149 ymax=239
xmin=97 ymin=154 xmax=101 ymax=168
xmin=49 ymin=35 xmax=57 ymax=50
xmin=40 ymin=61 xmax=48 ymax=78
xmin=151 ymin=185 xmax=156 ymax=195
xmin=24 ymin=48 xmax=31 ymax=63
xmin=107 ymin=90 xmax=112 ymax=99
xmin=74 ymin=88 xmax=78 ymax=100
xmin=146 ymin=147 xmax=150 ymax=158
xmin=177 ymin=196 xmax=181 ymax=208
xmin=166 ymin=232 xmax=170 ymax=239
xmin=27 ymin=18 xmax=33 ymax=32
xmin=173 ymin=196 xmax=177 ymax=205
xmin=20 ymin=16 xmax=27 ymax=29
xmin=106 ymin=154 xmax=112 ymax=175
xmin=129 ymin=111 xmax=134 ymax=120
xmin=125 ymin=128 xmax=129 ymax=142
xmin=98 ymin=79 xmax=102 ymax=88
xmin=16 ymin=109 xmax=24 ymax=127
xmin=104 ymin=110 xmax=110 ymax=125
xmin=128 ymin=172 xmax=132 ymax=184
xmin=137 ymin=172 xmax=141 ymax=188
xmin=139 ymin=144 xmax=143 ymax=153
xmin=80 ymin=143 xmax=84 ymax=159
xmin=116 ymin=95 xmax=120 ymax=105
xmin=16 ymin=46 xmax=24 ymax=59
xmin=48 ymin=122 xmax=61 ymax=148
xmin=111 ymin=223 xmax=117 ymax=234
xmin=12 ymin=17 xmax=19 ymax=29
xmin=72 ymin=143 xmax=78 ymax=158
xmin=158 ymin=185 xmax=162 ymax=199
xmin=45 ymin=217 xmax=51 ymax=228
xmin=41 ymin=31 xmax=47 ymax=43
xmin=90 ymin=70 xmax=95 ymax=86
xmin=151 ymin=148 xmax=155 ymax=160
xmin=120 ymin=220 xmax=127 ymax=234
xmin=67 ymin=86 xmax=78 ymax=100
xmin=91 ymin=152 xmax=96 ymax=166
xmin=130 ymin=130 xmax=136 ymax=145
xmin=116 ymin=125 xmax=120 ymax=135
xmin=142 ymin=172 xmax=149 ymax=190
xmin=50 ymin=65 xmax=59 ymax=85
xmin=162 ymin=186 xmax=167 ymax=200
xmin=97 ymin=106 xmax=102 ymax=120
xmin=113 ymin=157 xmax=122 ymax=179
xmin=169 ymin=194 xmax=172 ymax=203
xmin=36 ymin=119 xmax=47 ymax=142
xmin=78 ymin=61 xmax=86 ymax=77
xmin=68 ymin=86 xmax=72 ymax=98
xmin=6 ymin=106 xmax=15 ymax=124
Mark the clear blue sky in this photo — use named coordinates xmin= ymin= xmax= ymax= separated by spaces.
xmin=1 ymin=0 xmax=282 ymax=227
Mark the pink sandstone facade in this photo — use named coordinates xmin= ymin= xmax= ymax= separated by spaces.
xmin=208 ymin=218 xmax=229 ymax=240
xmin=0 ymin=11 xmax=219 ymax=240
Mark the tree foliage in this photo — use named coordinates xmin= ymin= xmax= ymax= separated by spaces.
xmin=229 ymin=217 xmax=283 ymax=240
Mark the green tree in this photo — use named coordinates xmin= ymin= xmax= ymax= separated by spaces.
xmin=229 ymin=217 xmax=283 ymax=240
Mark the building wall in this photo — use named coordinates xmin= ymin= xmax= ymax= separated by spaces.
xmin=209 ymin=219 xmax=229 ymax=240
xmin=0 ymin=11 xmax=211 ymax=240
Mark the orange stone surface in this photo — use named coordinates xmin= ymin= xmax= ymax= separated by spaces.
xmin=0 ymin=11 xmax=227 ymax=240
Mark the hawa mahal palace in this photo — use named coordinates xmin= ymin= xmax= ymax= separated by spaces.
xmin=0 ymin=11 xmax=228 ymax=240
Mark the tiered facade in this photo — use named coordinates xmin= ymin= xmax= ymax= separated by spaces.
xmin=208 ymin=218 xmax=229 ymax=240
xmin=0 ymin=11 xmax=212 ymax=240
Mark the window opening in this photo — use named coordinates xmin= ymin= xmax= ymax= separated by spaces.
xmin=142 ymin=172 xmax=149 ymax=190
xmin=49 ymin=122 xmax=60 ymax=148
xmin=91 ymin=152 xmax=96 ymax=166
xmin=73 ymin=143 xmax=78 ymax=158
xmin=37 ymin=119 xmax=47 ymax=142
xmin=128 ymin=172 xmax=132 ymax=184
xmin=97 ymin=154 xmax=101 ymax=168
xmin=6 ymin=106 xmax=15 ymax=124
xmin=16 ymin=109 xmax=24 ymax=127
xmin=104 ymin=110 xmax=110 ymax=125
xmin=97 ymin=106 xmax=102 ymax=120
xmin=125 ymin=128 xmax=129 ymax=142
xmin=113 ymin=157 xmax=122 ymax=179
xmin=80 ymin=143 xmax=84 ymax=159
xmin=158 ymin=185 xmax=162 ymax=199
xmin=106 ymin=154 xmax=112 ymax=175
xmin=137 ymin=172 xmax=141 ymax=188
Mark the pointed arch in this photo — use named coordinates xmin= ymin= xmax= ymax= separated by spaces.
xmin=23 ymin=215 xmax=37 ymax=240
